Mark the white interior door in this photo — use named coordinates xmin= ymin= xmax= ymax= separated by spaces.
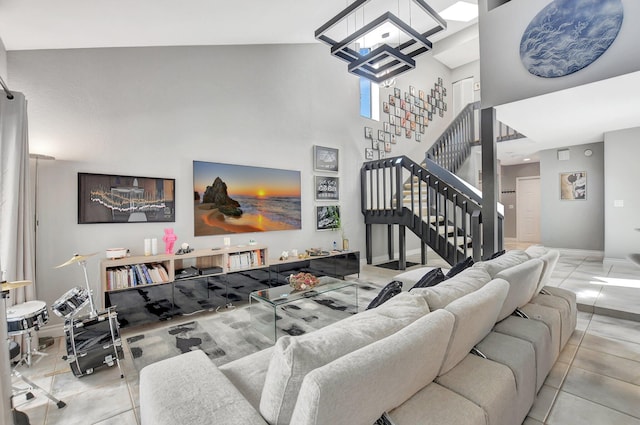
xmin=452 ymin=77 xmax=474 ymax=116
xmin=517 ymin=176 xmax=541 ymax=242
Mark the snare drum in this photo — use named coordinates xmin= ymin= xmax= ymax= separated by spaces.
xmin=6 ymin=300 xmax=49 ymax=335
xmin=52 ymin=287 xmax=89 ymax=318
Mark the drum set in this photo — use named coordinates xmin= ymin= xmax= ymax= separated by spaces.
xmin=53 ymin=253 xmax=124 ymax=378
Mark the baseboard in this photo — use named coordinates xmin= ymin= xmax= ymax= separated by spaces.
xmin=553 ymin=247 xmax=605 ymax=258
xmin=603 ymin=257 xmax=637 ymax=268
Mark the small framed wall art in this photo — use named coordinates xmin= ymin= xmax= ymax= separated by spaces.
xmin=315 ymin=176 xmax=339 ymax=201
xmin=316 ymin=205 xmax=340 ymax=231
xmin=314 ymin=145 xmax=339 ymax=172
xmin=560 ymin=171 xmax=586 ymax=200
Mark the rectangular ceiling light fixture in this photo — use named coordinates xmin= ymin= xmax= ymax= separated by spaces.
xmin=315 ymin=0 xmax=447 ymax=83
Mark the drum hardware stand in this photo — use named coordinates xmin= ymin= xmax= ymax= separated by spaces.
xmin=11 ymin=358 xmax=66 ymax=409
xmin=77 ymin=259 xmax=98 ymax=319
xmin=14 ymin=329 xmax=48 ymax=368
xmin=3 ymin=288 xmax=65 ymax=414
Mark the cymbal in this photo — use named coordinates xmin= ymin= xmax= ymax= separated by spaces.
xmin=55 ymin=253 xmax=97 ymax=268
xmin=1 ymin=280 xmax=32 ymax=291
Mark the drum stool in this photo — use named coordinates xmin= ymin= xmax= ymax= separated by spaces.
xmin=9 ymin=340 xmax=66 ymax=409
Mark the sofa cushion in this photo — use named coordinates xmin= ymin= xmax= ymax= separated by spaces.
xmin=411 ymin=267 xmax=492 ymax=310
xmin=439 ymin=278 xmax=510 ymax=375
xmin=220 ymin=347 xmax=274 ymax=410
xmin=436 ymin=354 xmax=518 ymax=425
xmin=494 ymin=258 xmax=544 ymax=321
xmin=259 ymin=292 xmax=430 ymax=425
xmin=473 ymin=250 xmax=531 ymax=277
xmin=530 ymin=290 xmax=576 ymax=349
xmin=289 ymin=309 xmax=455 ymax=425
xmin=525 ymin=247 xmax=560 ymax=292
xmin=476 ymin=332 xmax=537 ymax=424
xmin=387 ymin=382 xmax=486 ymax=425
xmin=493 ymin=316 xmax=554 ymax=392
xmin=539 ymin=286 xmax=577 ymax=336
xmin=409 ymin=267 xmax=446 ymax=291
xmin=445 ymin=256 xmax=474 ymax=278
xmin=366 ymin=280 xmax=403 ymax=309
xmin=140 ymin=350 xmax=267 ymax=425
xmin=520 ymin=303 xmax=562 ymax=361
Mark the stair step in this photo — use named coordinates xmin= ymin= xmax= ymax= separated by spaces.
xmin=448 ymin=236 xmax=472 ymax=247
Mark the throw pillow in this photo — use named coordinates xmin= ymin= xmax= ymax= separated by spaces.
xmin=488 ymin=250 xmax=506 ymax=259
xmin=445 ymin=256 xmax=474 ymax=278
xmin=409 ymin=267 xmax=446 ymax=291
xmin=366 ymin=280 xmax=403 ymax=309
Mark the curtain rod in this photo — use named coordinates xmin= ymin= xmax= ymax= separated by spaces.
xmin=0 ymin=75 xmax=14 ymax=100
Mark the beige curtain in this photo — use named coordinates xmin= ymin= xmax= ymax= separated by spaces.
xmin=1 ymin=92 xmax=35 ymax=299
xmin=0 ymin=91 xmax=34 ymax=422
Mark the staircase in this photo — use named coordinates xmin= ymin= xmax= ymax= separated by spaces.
xmin=361 ymin=102 xmax=517 ymax=269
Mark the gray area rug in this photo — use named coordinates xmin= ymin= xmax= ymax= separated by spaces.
xmin=126 ymin=279 xmax=382 ymax=372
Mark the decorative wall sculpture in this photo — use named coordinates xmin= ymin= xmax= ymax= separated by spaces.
xmin=520 ymin=0 xmax=624 ymax=78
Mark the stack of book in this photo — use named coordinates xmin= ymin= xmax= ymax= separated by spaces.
xmin=106 ymin=263 xmax=169 ymax=290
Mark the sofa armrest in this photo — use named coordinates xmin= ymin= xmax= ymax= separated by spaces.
xmin=140 ymin=350 xmax=268 ymax=425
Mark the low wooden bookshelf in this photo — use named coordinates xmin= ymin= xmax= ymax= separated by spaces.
xmin=100 ymin=244 xmax=268 ymax=293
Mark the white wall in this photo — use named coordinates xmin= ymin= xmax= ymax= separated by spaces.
xmin=539 ymin=142 xmax=604 ymax=250
xmin=604 ymin=127 xmax=640 ymax=260
xmin=478 ymin=0 xmax=640 ymax=108
xmin=8 ymin=43 xmax=453 ymax=327
xmin=0 ymin=37 xmax=6 ymax=81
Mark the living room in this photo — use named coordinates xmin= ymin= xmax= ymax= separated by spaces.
xmin=1 ymin=0 xmax=640 ymax=424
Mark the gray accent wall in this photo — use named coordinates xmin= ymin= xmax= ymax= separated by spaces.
xmin=604 ymin=127 xmax=640 ymax=260
xmin=539 ymin=142 xmax=604 ymax=250
xmin=8 ymin=44 xmax=453 ymax=321
xmin=500 ymin=162 xmax=540 ymax=239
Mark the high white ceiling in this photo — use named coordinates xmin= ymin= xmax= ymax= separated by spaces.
xmin=0 ymin=0 xmax=476 ymax=51
xmin=1 ymin=0 xmax=636 ymax=166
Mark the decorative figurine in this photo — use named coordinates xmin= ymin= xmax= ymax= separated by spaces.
xmin=163 ymin=228 xmax=177 ymax=254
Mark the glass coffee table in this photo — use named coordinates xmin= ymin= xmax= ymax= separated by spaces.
xmin=249 ymin=276 xmax=358 ymax=342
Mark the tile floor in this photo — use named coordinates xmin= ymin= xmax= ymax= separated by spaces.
xmin=10 ymin=246 xmax=640 ymax=425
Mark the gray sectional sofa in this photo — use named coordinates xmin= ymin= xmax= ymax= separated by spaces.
xmin=139 ymin=246 xmax=575 ymax=425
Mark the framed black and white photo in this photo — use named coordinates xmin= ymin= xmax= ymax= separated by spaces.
xmin=315 ymin=175 xmax=339 ymax=200
xmin=316 ymin=205 xmax=340 ymax=231
xmin=364 ymin=126 xmax=373 ymax=139
xmin=378 ymin=130 xmax=386 ymax=142
xmin=365 ymin=148 xmax=374 ymax=160
xmin=314 ymin=145 xmax=339 ymax=172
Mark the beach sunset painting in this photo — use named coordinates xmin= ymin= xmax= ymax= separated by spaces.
xmin=193 ymin=161 xmax=302 ymax=236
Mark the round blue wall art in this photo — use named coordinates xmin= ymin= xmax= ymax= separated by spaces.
xmin=520 ymin=0 xmax=624 ymax=78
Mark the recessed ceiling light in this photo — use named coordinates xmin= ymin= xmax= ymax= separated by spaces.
xmin=523 ymin=158 xmax=531 ymax=162
xmin=440 ymin=1 xmax=478 ymax=22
